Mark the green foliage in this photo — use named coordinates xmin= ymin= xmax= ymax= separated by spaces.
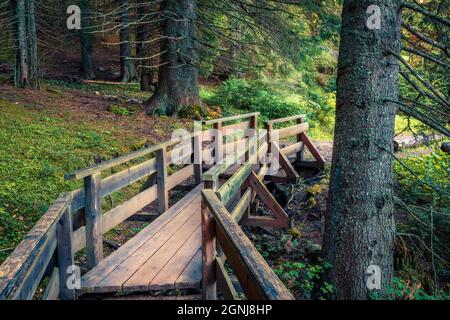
xmin=394 ymin=149 xmax=450 ymax=294
xmin=0 ymin=99 xmax=138 ymax=262
xmin=273 ymin=259 xmax=333 ymax=300
xmin=201 ymin=78 xmax=335 ymax=136
xmin=370 ymin=277 xmax=450 ymax=300
xmin=395 ymin=150 xmax=449 ymax=209
xmin=108 ymin=105 xmax=132 ymax=116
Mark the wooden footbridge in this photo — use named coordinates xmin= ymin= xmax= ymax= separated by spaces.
xmin=0 ymin=113 xmax=324 ymax=300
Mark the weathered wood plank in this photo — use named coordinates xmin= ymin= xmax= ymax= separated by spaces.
xmin=247 ymin=172 xmax=289 ymax=228
xmin=214 ymin=122 xmax=223 ymax=165
xmin=84 ymin=173 xmax=103 ymax=269
xmin=277 ymin=123 xmax=309 ymax=139
xmin=56 ymin=206 xmax=75 ymax=300
xmin=156 ymin=146 xmax=169 ymax=214
xmin=202 ymin=192 xmax=217 ymax=300
xmin=202 ymin=190 xmax=293 ymax=300
xmin=301 ymin=133 xmax=325 ymax=169
xmin=222 ymin=121 xmax=250 ymax=135
xmin=0 ymin=194 xmax=70 ymax=300
xmin=266 ymin=114 xmax=305 ymax=125
xmin=272 ymin=142 xmax=299 ymax=183
xmin=175 ymin=249 xmax=202 ymax=289
xmin=193 ymin=132 xmax=203 ymax=184
xmin=43 ymin=267 xmax=59 ymax=300
xmin=216 ymin=256 xmax=239 ymax=300
xmin=122 ymin=208 xmax=201 ymax=292
xmin=149 ymin=226 xmax=202 ymax=290
xmin=72 ymin=166 xmax=195 ymax=252
xmin=230 ymin=187 xmax=252 ymax=223
xmin=281 ymin=141 xmax=303 ymax=156
xmin=80 ymin=186 xmax=202 ymax=291
xmin=65 ymin=140 xmax=178 ymax=181
xmin=89 ymin=196 xmax=201 ymax=293
xmin=203 ymin=112 xmax=260 ymax=125
xmin=216 ymin=153 xmax=255 ymax=206
xmin=69 ymin=158 xmax=157 ymax=214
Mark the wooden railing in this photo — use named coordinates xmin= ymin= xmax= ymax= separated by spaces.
xmin=0 ymin=136 xmax=200 ymax=300
xmin=266 ymin=115 xmax=325 ymax=171
xmin=0 ymin=112 xmax=323 ymax=300
xmin=201 ymin=115 xmax=294 ymax=300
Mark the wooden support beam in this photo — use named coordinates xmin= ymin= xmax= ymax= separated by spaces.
xmin=272 ymin=142 xmax=299 ymax=184
xmin=43 ymin=268 xmax=59 ymax=300
xmin=216 ymin=256 xmax=239 ymax=300
xmin=214 ymin=122 xmax=223 ymax=165
xmin=156 ymin=146 xmax=169 ymax=214
xmin=202 ymin=190 xmax=294 ymax=300
xmin=300 ymin=133 xmax=325 ymax=169
xmin=202 ymin=194 xmax=217 ymax=300
xmin=277 ymin=123 xmax=309 ymax=139
xmin=247 ymin=172 xmax=289 ymax=228
xmin=56 ymin=206 xmax=75 ymax=300
xmin=193 ymin=132 xmax=203 ymax=185
xmin=296 ymin=117 xmax=305 ymax=162
xmin=84 ymin=173 xmax=103 ymax=269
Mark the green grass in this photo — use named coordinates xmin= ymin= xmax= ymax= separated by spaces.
xmin=0 ymin=98 xmax=140 ymax=262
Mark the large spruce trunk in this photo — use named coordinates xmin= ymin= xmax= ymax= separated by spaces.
xmin=147 ymin=0 xmax=200 ymax=115
xmin=323 ymin=0 xmax=401 ymax=300
xmin=80 ymin=0 xmax=95 ymax=79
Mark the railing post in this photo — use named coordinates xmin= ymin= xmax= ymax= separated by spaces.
xmin=202 ymin=183 xmax=217 ymax=300
xmin=84 ymin=173 xmax=103 ymax=269
xmin=247 ymin=114 xmax=258 ymax=161
xmin=296 ymin=117 xmax=305 ymax=163
xmin=265 ymin=122 xmax=273 ymax=153
xmin=214 ymin=122 xmax=223 ymax=165
xmin=193 ymin=131 xmax=203 ymax=185
xmin=156 ymin=145 xmax=169 ymax=214
xmin=56 ymin=205 xmax=75 ymax=300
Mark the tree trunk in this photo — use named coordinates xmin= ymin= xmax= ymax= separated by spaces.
xmin=119 ymin=0 xmax=136 ymax=82
xmin=323 ymin=0 xmax=401 ymax=300
xmin=136 ymin=0 xmax=154 ymax=91
xmin=147 ymin=0 xmax=200 ymax=116
xmin=27 ymin=0 xmax=40 ymax=89
xmin=80 ymin=0 xmax=95 ymax=79
xmin=14 ymin=0 xmax=29 ymax=88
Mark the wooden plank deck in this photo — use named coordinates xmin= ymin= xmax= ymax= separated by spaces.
xmin=80 ymin=184 xmax=203 ymax=294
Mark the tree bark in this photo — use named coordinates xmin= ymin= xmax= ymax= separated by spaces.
xmin=27 ymin=0 xmax=40 ymax=89
xmin=119 ymin=0 xmax=136 ymax=82
xmin=323 ymin=0 xmax=401 ymax=300
xmin=136 ymin=0 xmax=153 ymax=90
xmin=80 ymin=0 xmax=95 ymax=79
xmin=14 ymin=0 xmax=29 ymax=88
xmin=146 ymin=0 xmax=200 ymax=115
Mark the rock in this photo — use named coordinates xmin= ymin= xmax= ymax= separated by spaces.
xmin=441 ymin=142 xmax=450 ymax=154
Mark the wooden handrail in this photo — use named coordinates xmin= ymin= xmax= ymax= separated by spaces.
xmin=266 ymin=114 xmax=306 ymax=125
xmin=203 ymin=112 xmax=260 ymax=125
xmin=0 ymin=193 xmax=72 ymax=300
xmin=65 ymin=140 xmax=179 ymax=181
xmin=202 ymin=190 xmax=294 ymax=300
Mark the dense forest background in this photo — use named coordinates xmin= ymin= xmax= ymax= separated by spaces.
xmin=0 ymin=0 xmax=448 ymax=299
